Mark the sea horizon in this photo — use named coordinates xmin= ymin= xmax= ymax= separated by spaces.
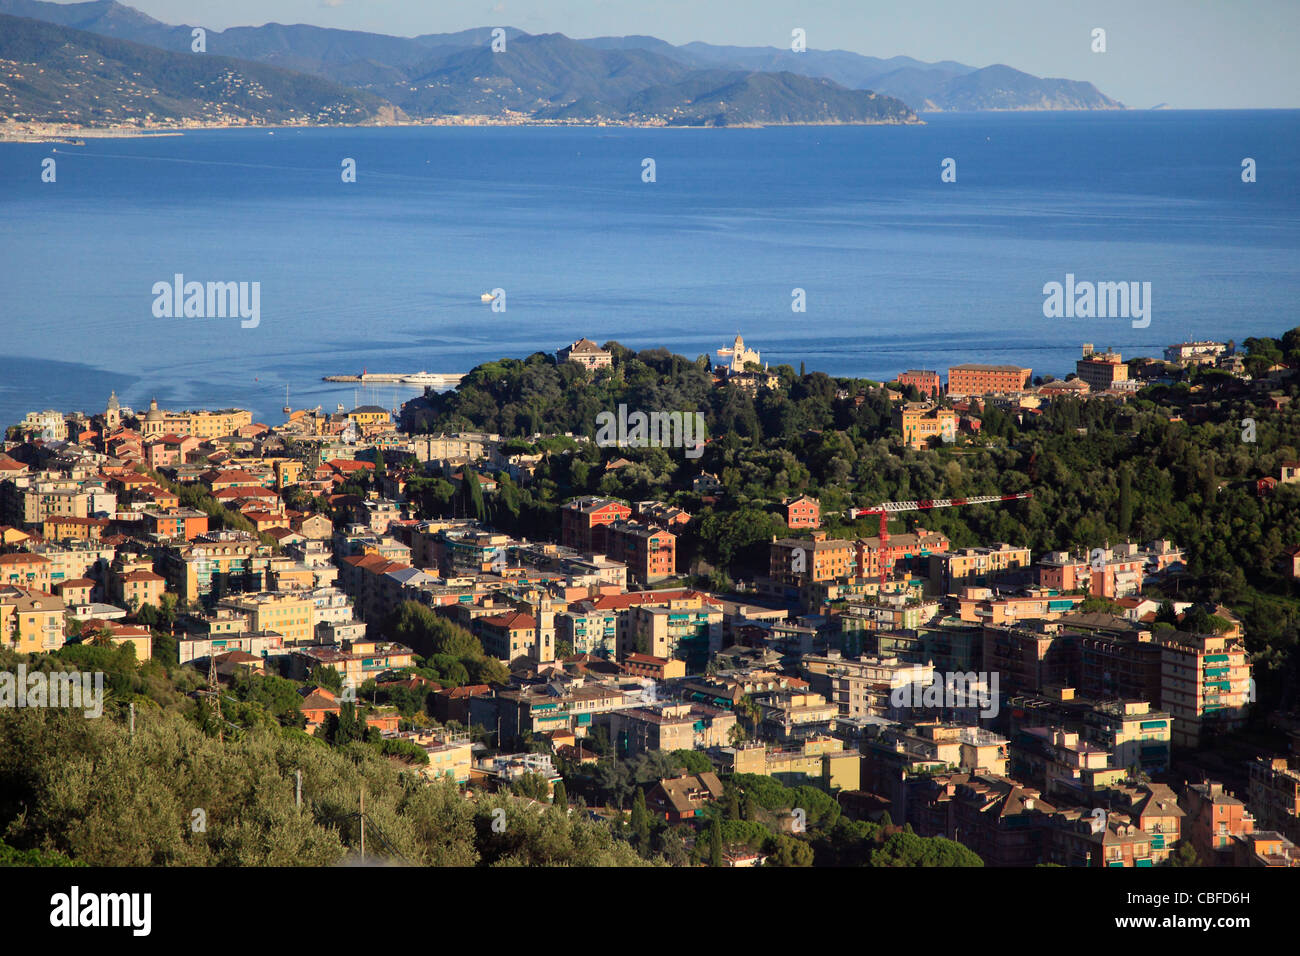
xmin=2 ymin=108 xmax=1297 ymax=426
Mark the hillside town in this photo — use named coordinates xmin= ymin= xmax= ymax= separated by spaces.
xmin=2 ymin=331 xmax=1298 ymax=869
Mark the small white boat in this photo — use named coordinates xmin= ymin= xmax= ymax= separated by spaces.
xmin=480 ymin=292 xmax=495 ymax=303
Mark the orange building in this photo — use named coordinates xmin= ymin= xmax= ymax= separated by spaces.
xmin=947 ymin=364 xmax=1032 ymax=397
xmin=783 ymin=495 xmax=821 ymax=529
xmin=895 ymin=369 xmax=942 ymax=399
xmin=561 ymin=496 xmax=633 ymax=553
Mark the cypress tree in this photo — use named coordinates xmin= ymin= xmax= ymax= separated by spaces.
xmin=631 ymin=787 xmax=651 ymax=856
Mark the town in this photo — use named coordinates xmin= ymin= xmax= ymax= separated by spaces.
xmin=1 ymin=328 xmax=1298 ymax=868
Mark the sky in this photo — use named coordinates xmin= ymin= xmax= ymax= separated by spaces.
xmin=57 ymin=0 xmax=1300 ymax=108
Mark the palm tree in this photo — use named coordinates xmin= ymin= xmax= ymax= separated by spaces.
xmin=737 ymin=695 xmax=763 ymax=739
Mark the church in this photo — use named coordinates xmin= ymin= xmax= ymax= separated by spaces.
xmin=717 ymin=333 xmax=761 ymax=374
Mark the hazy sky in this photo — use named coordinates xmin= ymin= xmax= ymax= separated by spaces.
xmin=83 ymin=0 xmax=1300 ymax=108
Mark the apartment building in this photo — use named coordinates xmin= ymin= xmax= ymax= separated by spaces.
xmin=719 ymin=735 xmax=861 ymax=790
xmin=0 ymin=552 xmax=52 ymax=592
xmin=1084 ymin=700 xmax=1172 ymax=774
xmin=895 ymin=369 xmax=942 ymax=398
xmin=946 ymin=364 xmax=1032 ymax=398
xmin=754 ymin=689 xmax=838 ymax=740
xmin=1075 ymin=346 xmax=1129 ymax=391
xmin=605 ymin=520 xmax=676 ymax=583
xmin=956 ymin=587 xmax=1084 ymax=625
xmin=0 ymin=587 xmax=66 ymax=652
xmin=929 ymin=544 xmax=1032 ymax=590
xmin=854 ymin=529 xmax=950 ymax=582
xmin=1248 ymin=756 xmax=1300 ymax=844
xmin=770 ymin=531 xmax=854 ymax=585
xmin=141 ymin=508 xmax=209 ymax=540
xmin=177 ymin=630 xmax=284 ymax=665
xmin=1010 ymin=726 xmax=1121 ymax=798
xmin=1158 ymin=632 xmax=1251 ymax=748
xmin=982 ymin=621 xmax=1077 ymax=696
xmin=560 ymin=496 xmax=632 ymax=553
xmin=906 ymin=774 xmax=1053 ymax=866
xmin=621 ymin=600 xmax=722 ymax=669
xmin=111 ymin=568 xmax=167 ymax=611
xmin=603 ymin=701 xmax=737 ymax=755
xmin=802 ymin=652 xmax=932 ymax=719
xmin=161 ymin=531 xmax=275 ymax=603
xmin=1164 ymin=341 xmax=1226 ymax=365
xmin=1037 ymin=546 xmax=1145 ymax=598
xmin=219 ymin=591 xmax=316 ymax=646
xmin=489 ymin=680 xmax=630 ymax=741
xmin=558 ymin=601 xmax=619 ymax=659
xmin=139 ymin=400 xmax=252 ymax=440
xmin=476 ymin=609 xmax=549 ymax=663
xmin=1182 ymin=781 xmax=1255 ymax=866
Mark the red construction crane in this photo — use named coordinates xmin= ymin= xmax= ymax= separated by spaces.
xmin=849 ymin=492 xmax=1034 ymax=585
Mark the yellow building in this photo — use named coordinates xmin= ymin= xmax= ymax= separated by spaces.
xmin=140 ymin=399 xmax=253 ymax=440
xmin=894 ymin=402 xmax=959 ymax=449
xmin=219 ymin=591 xmax=315 ymax=645
xmin=770 ymin=531 xmax=855 ymax=585
xmin=721 ymin=735 xmax=861 ymax=791
xmin=928 ymin=544 xmax=1033 ymax=589
xmin=161 ymin=532 xmax=275 ymax=602
xmin=0 ymin=587 xmax=66 ymax=652
xmin=274 ymin=459 xmax=304 ymax=488
xmin=347 ymin=405 xmax=392 ymax=428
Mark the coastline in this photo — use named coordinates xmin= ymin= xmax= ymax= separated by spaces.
xmin=0 ymin=114 xmax=926 ymax=144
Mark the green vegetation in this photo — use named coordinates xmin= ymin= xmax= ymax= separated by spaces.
xmin=384 ymin=602 xmax=509 ymax=686
xmin=403 ymin=333 xmax=1300 ymax=710
xmin=0 ymin=702 xmax=643 ymax=866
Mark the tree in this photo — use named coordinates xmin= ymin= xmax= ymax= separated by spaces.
xmin=551 ymin=780 xmax=567 ymax=809
xmin=708 ymin=814 xmax=723 ymax=867
xmin=724 ymin=782 xmax=740 ymax=821
xmin=308 ymin=664 xmax=343 ymax=693
xmin=464 ymin=471 xmax=486 ymax=522
xmin=510 ymin=772 xmax=550 ymax=801
xmin=630 ymin=787 xmax=651 ymax=857
xmin=321 ymin=702 xmax=368 ymax=746
xmin=1118 ymin=465 xmax=1133 ymax=536
xmin=1166 ymin=840 xmax=1200 ymax=867
xmin=1155 ymin=600 xmax=1179 ymax=626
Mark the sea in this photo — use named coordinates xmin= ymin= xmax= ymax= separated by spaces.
xmin=0 ymin=110 xmax=1297 ymax=428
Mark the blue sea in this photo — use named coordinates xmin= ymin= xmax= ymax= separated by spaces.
xmin=1 ymin=110 xmax=1297 ymax=427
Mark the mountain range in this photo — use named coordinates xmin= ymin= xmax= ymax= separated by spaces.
xmin=0 ymin=0 xmax=1123 ymax=128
